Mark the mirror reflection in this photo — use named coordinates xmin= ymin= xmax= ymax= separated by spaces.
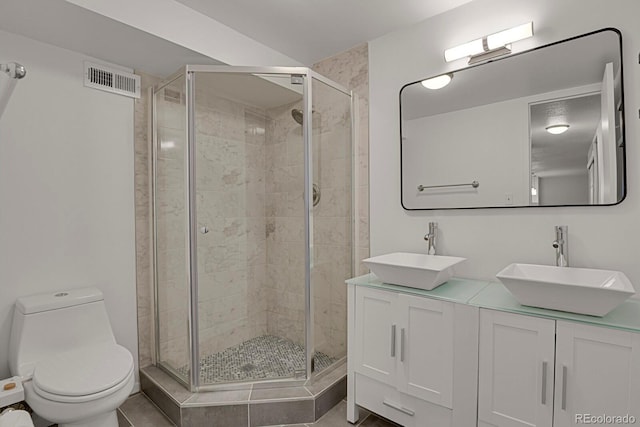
xmin=400 ymin=28 xmax=625 ymax=210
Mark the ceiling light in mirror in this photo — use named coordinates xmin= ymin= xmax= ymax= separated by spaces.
xmin=421 ymin=73 xmax=453 ymax=90
xmin=545 ymin=124 xmax=570 ymax=135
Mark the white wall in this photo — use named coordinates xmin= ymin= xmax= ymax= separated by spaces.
xmin=0 ymin=30 xmax=138 ymax=384
xmin=539 ymin=174 xmax=589 ymax=205
xmin=369 ymin=0 xmax=640 ymax=285
xmin=403 ymin=98 xmax=529 ymax=208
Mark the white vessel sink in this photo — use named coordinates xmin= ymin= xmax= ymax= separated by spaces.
xmin=363 ymin=252 xmax=466 ymax=291
xmin=496 ymin=263 xmax=636 ymax=316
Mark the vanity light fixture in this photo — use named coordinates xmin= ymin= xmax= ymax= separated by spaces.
xmin=546 ymin=124 xmax=570 ymax=135
xmin=444 ymin=22 xmax=534 ymax=64
xmin=421 ymin=73 xmax=453 ymax=90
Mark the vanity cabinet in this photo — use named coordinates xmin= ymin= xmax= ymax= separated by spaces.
xmin=478 ymin=310 xmax=555 ymax=427
xmin=354 ymin=287 xmax=454 ymax=407
xmin=553 ymin=321 xmax=640 ymax=427
xmin=348 ymin=284 xmax=479 ymax=427
xmin=479 ymin=309 xmax=640 ymax=427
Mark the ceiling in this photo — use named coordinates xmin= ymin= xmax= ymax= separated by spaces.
xmin=0 ymin=0 xmax=474 ymax=76
xmin=174 ymin=0 xmax=474 ymax=64
xmin=0 ymin=0 xmax=221 ymax=77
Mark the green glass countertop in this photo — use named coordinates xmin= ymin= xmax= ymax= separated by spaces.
xmin=347 ymin=274 xmax=640 ymax=333
xmin=468 ymin=282 xmax=640 ymax=333
xmin=345 ymin=273 xmax=490 ymax=304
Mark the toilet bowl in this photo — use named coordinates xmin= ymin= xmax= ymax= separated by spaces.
xmin=8 ymin=288 xmax=135 ymax=427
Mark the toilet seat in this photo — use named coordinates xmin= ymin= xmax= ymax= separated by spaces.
xmin=32 ymin=343 xmax=133 ymax=404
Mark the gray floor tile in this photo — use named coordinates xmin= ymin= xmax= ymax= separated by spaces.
xmin=119 ymin=393 xmax=175 ymax=427
xmin=184 ymin=388 xmax=251 ymax=406
xmin=310 ymin=400 xmax=372 ymax=426
xmin=182 ymin=403 xmax=249 ymax=427
xmin=117 ymin=409 xmax=132 ymax=427
xmin=250 ymin=400 xmax=315 ymax=426
xmin=251 ymin=386 xmax=313 ymax=401
xmin=358 ymin=414 xmax=401 ymax=427
xmin=140 ymin=374 xmax=181 ymax=425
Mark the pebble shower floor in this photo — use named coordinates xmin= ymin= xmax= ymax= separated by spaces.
xmin=178 ymin=335 xmax=336 ymax=383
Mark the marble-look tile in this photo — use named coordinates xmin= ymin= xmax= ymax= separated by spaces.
xmin=138 ymin=313 xmax=153 ymax=368
xmin=158 ymin=337 xmax=189 ymax=372
xmin=119 ymin=393 xmax=174 ymax=427
xmin=313 ymin=217 xmax=349 ymax=246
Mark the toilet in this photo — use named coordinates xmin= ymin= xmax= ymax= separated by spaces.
xmin=8 ymin=288 xmax=134 ymax=427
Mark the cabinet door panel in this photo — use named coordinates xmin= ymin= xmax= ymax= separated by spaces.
xmin=478 ymin=310 xmax=555 ymax=427
xmin=354 ymin=287 xmax=397 ymax=384
xmin=554 ymin=322 xmax=640 ymax=427
xmin=397 ymin=294 xmax=454 ymax=408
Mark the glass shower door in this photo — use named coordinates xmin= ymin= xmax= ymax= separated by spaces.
xmin=310 ymin=75 xmax=353 ymax=375
xmin=190 ymin=70 xmax=308 ymax=386
xmin=153 ymin=74 xmax=191 ymax=384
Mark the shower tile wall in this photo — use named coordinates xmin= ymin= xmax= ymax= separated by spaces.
xmin=264 ymin=101 xmax=306 ymax=347
xmin=310 ymin=43 xmax=370 ymax=359
xmin=312 ymin=43 xmax=369 ymax=275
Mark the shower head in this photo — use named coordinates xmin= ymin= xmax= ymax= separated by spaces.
xmin=1 ymin=62 xmax=27 ymax=79
xmin=291 ymin=108 xmax=304 ymax=125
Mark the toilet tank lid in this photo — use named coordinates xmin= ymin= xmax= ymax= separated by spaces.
xmin=16 ymin=288 xmax=104 ymax=314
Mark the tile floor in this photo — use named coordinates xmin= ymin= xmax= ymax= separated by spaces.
xmin=118 ymin=394 xmax=401 ymax=427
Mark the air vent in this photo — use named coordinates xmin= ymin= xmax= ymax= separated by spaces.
xmin=84 ymin=62 xmax=140 ymax=99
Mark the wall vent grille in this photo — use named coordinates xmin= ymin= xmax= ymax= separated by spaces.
xmin=84 ymin=62 xmax=140 ymax=99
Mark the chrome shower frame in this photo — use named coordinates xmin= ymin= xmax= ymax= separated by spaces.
xmin=151 ymin=65 xmax=357 ymax=393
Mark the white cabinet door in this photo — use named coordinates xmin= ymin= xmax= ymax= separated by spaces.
xmin=397 ymin=294 xmax=454 ymax=408
xmin=354 ymin=287 xmax=397 ymax=385
xmin=554 ymin=321 xmax=640 ymax=427
xmin=478 ymin=310 xmax=555 ymax=427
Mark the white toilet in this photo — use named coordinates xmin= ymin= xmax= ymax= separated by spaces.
xmin=8 ymin=288 xmax=135 ymax=427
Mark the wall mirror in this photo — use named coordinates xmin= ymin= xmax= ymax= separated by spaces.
xmin=400 ymin=28 xmax=625 ymax=210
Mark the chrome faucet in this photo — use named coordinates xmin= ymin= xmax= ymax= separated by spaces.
xmin=552 ymin=225 xmax=569 ymax=267
xmin=424 ymin=222 xmax=438 ymax=255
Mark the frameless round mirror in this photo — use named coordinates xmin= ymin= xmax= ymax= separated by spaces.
xmin=400 ymin=28 xmax=625 ymax=210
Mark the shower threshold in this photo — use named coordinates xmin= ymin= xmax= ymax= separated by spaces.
xmin=178 ymin=334 xmax=337 ymax=384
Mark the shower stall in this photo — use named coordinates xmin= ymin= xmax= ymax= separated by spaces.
xmin=151 ymin=66 xmax=356 ymax=391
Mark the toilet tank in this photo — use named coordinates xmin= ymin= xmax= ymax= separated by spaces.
xmin=9 ymin=288 xmax=117 ymax=378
